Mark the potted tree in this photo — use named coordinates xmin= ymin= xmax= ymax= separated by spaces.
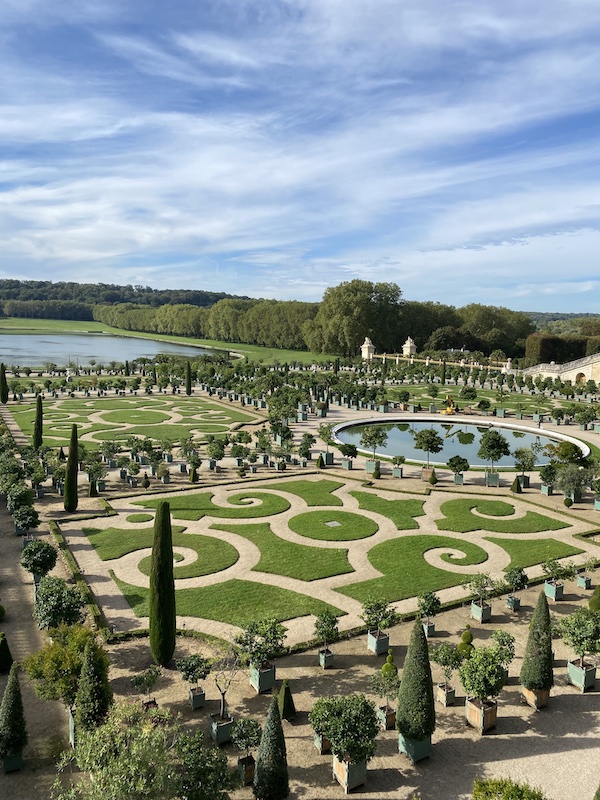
xmin=392 ymin=455 xmax=406 ymax=478
xmin=175 ymin=655 xmax=211 ymax=710
xmin=560 ymin=608 xmax=600 ymax=692
xmin=477 ymin=428 xmax=510 ymax=486
xmin=210 ymin=650 xmax=239 ymax=744
xmin=577 ymin=556 xmax=596 ymax=590
xmin=20 ymin=539 xmax=57 ymax=586
xmin=418 ymin=591 xmax=441 ymax=637
xmin=131 ymin=664 xmax=160 ymax=710
xmin=463 ymin=573 xmax=495 ymax=622
xmin=520 ymin=591 xmax=553 ymax=709
xmin=370 ymin=650 xmax=400 ymax=729
xmin=308 ymin=697 xmax=334 ymax=755
xmin=491 ymin=630 xmax=516 ymax=686
xmin=459 ymin=646 xmax=505 ymax=733
xmin=430 ymin=642 xmax=463 ymax=706
xmin=234 ymin=618 xmax=286 ymax=694
xmin=513 ymin=447 xmax=536 ymax=489
xmin=504 ymin=566 xmax=528 ymax=611
xmin=539 ymin=463 xmax=557 ymax=496
xmin=360 ymin=425 xmax=388 ymax=474
xmin=0 ymin=664 xmax=28 ymax=773
xmin=396 ymin=621 xmax=436 ymax=764
xmin=231 ymin=718 xmax=261 ymax=786
xmin=312 ymin=694 xmax=379 ymax=793
xmin=338 ymin=443 xmax=357 ymax=471
xmin=542 ymin=559 xmax=576 ymax=601
xmin=447 ymin=455 xmax=470 ymax=485
xmin=413 ymin=428 xmax=443 ymax=481
xmin=314 ymin=610 xmax=339 ymax=669
xmin=361 ymin=597 xmax=400 ymax=655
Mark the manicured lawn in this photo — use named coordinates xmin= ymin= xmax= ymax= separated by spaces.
xmin=212 ymin=522 xmax=353 ymax=581
xmin=126 ymin=514 xmax=154 ymax=523
xmin=84 ymin=525 xmax=239 ymax=578
xmin=337 ymin=534 xmax=489 ymax=603
xmin=435 ymin=498 xmax=570 ymax=534
xmin=136 ymin=490 xmax=291 ymax=521
xmin=260 ymin=479 xmax=344 ymax=506
xmin=111 ymin=575 xmax=343 ymax=626
xmin=485 ymin=536 xmax=584 ymax=571
xmin=288 ymin=510 xmax=379 ymax=541
xmin=102 ymin=409 xmax=172 ymax=424
xmin=350 ymin=491 xmax=425 ymax=529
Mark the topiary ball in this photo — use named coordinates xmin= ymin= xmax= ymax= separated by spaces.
xmin=457 ymin=641 xmax=474 ymax=659
xmin=564 ymin=497 xmax=573 ymax=508
xmin=461 ymin=627 xmax=473 ymax=644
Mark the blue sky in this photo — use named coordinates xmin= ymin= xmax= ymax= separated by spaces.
xmin=2 ymin=0 xmax=600 ymax=312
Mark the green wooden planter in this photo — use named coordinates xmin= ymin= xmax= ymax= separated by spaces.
xmin=436 ymin=684 xmax=455 ymax=706
xmin=470 ymin=601 xmax=492 ymax=622
xmin=189 ymin=687 xmax=205 ymax=710
xmin=577 ymin=575 xmax=592 ymax=589
xmin=209 ymin=714 xmax=234 ymax=745
xmin=367 ymin=630 xmax=390 ymax=655
xmin=321 ymin=451 xmax=334 ymax=466
xmin=485 ymin=473 xmax=500 ymax=487
xmin=422 ymin=620 xmax=435 ymax=638
xmin=506 ymin=595 xmax=521 ymax=611
xmin=365 ymin=459 xmax=380 ymax=474
xmin=332 ymin=755 xmax=368 ymax=792
xmin=319 ymin=648 xmax=334 ymax=669
xmin=313 ymin=732 xmax=331 ymax=755
xmin=341 ymin=459 xmax=353 ymax=470
xmin=3 ymin=753 xmax=23 ymax=773
xmin=567 ymin=661 xmax=597 ymax=692
xmin=249 ymin=663 xmax=276 ymax=694
xmin=544 ymin=581 xmax=564 ymax=601
xmin=453 ymin=473 xmax=464 ymax=485
xmin=398 ymin=733 xmax=432 ymax=764
xmin=377 ymin=704 xmax=396 ymax=730
xmin=392 ymin=467 xmax=403 ymax=478
xmin=517 ymin=475 xmax=530 ymax=489
xmin=541 ymin=484 xmax=553 ymax=495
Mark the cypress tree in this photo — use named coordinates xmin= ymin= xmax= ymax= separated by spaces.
xmin=0 ymin=633 xmax=13 ymax=674
xmin=520 ymin=591 xmax=553 ymax=692
xmin=0 ymin=664 xmax=28 ymax=759
xmin=149 ymin=501 xmax=176 ymax=666
xmin=64 ymin=423 xmax=79 ymax=512
xmin=74 ymin=640 xmax=113 ymax=732
xmin=124 ymin=360 xmax=130 ymax=377
xmin=33 ymin=393 xmax=43 ymax=451
xmin=253 ymin=696 xmax=289 ymax=800
xmin=185 ymin=361 xmax=192 ymax=396
xmin=0 ymin=363 xmax=8 ymax=404
xmin=396 ymin=619 xmax=436 ymax=744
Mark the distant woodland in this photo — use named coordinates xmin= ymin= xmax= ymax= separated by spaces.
xmin=1 ymin=278 xmax=599 ymax=362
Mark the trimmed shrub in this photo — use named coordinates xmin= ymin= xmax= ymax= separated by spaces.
xmin=510 ymin=477 xmax=522 ymax=494
xmin=33 ymin=393 xmax=43 ymax=451
xmin=149 ymin=501 xmax=176 ymax=666
xmin=64 ymin=423 xmax=79 ymax=512
xmin=429 ymin=469 xmax=438 ymax=486
xmin=589 ymin=586 xmax=600 ymax=612
xmin=472 ymin=777 xmax=549 ymax=799
xmin=564 ymin=496 xmax=573 ymax=508
xmin=396 ymin=620 xmax=435 ymax=742
xmin=315 ymin=454 xmax=324 ymax=469
xmin=277 ymin=679 xmax=296 ymax=722
xmin=253 ymin=696 xmax=289 ymax=800
xmin=0 ymin=633 xmax=13 ymax=674
xmin=372 ymin=463 xmax=381 ymax=479
xmin=0 ymin=363 xmax=8 ymax=404
xmin=74 ymin=639 xmax=113 ymax=732
xmin=520 ymin=591 xmax=553 ymax=692
xmin=0 ymin=664 xmax=28 ymax=758
xmin=20 ymin=539 xmax=58 ymax=579
xmin=33 ymin=576 xmax=85 ymax=629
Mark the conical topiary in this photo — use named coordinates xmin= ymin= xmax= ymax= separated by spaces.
xmin=185 ymin=361 xmax=192 ymax=396
xmin=149 ymin=501 xmax=176 ymax=666
xmin=0 ymin=363 xmax=8 ymax=405
xmin=253 ymin=696 xmax=289 ymax=800
xmin=511 ymin=476 xmax=522 ymax=494
xmin=315 ymin=454 xmax=324 ymax=469
xmin=396 ymin=620 xmax=436 ymax=744
xmin=74 ymin=639 xmax=113 ymax=732
xmin=63 ymin=424 xmax=79 ymax=512
xmin=0 ymin=633 xmax=13 ymax=674
xmin=33 ymin=393 xmax=43 ymax=451
xmin=0 ymin=664 xmax=28 ymax=759
xmin=520 ymin=591 xmax=553 ymax=692
xmin=277 ymin=679 xmax=296 ymax=722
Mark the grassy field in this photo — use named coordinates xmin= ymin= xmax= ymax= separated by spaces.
xmin=0 ymin=317 xmax=333 ymax=365
xmin=287 ymin=509 xmax=379 ymax=541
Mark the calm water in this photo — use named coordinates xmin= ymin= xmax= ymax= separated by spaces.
xmin=335 ymin=419 xmax=569 ymax=467
xmin=0 ymin=333 xmax=215 ymax=367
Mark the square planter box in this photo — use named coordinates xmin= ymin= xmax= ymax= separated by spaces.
xmin=319 ymin=648 xmax=335 ymax=669
xmin=341 ymin=459 xmax=353 ymax=470
xmin=209 ymin=714 xmax=234 ymax=745
xmin=161 ymin=475 xmax=170 ymax=484
xmin=544 ymin=581 xmax=564 ymax=601
xmin=237 ymin=755 xmax=255 ymax=786
xmin=377 ymin=704 xmax=396 ymax=730
xmin=313 ymin=732 xmax=331 ymax=755
xmin=453 ymin=473 xmax=464 ymax=485
xmin=465 ymin=698 xmax=497 ymax=734
xmin=365 ymin=460 xmax=380 ymax=474
xmin=422 ymin=620 xmax=435 ymax=638
xmin=3 ymin=753 xmax=24 ymax=773
xmin=332 ymin=755 xmax=367 ymax=793
xmin=594 ymin=498 xmax=600 ymax=511
xmin=321 ymin=451 xmax=334 ymax=466
xmin=367 ymin=630 xmax=390 ymax=655
xmin=485 ymin=473 xmax=500 ymax=487
xmin=189 ymin=687 xmax=205 ymax=710
xmin=249 ymin=663 xmax=276 ymax=694
xmin=517 ymin=475 xmax=530 ymax=489
xmin=436 ymin=684 xmax=455 ymax=707
xmin=471 ymin=601 xmax=492 ymax=622
xmin=567 ymin=661 xmax=597 ymax=692
xmin=179 ymin=463 xmax=188 ymax=473
xmin=520 ymin=686 xmax=550 ymax=710
xmin=541 ymin=484 xmax=553 ymax=496
xmin=506 ymin=595 xmax=521 ymax=611
xmin=398 ymin=733 xmax=432 ymax=764
xmin=577 ymin=575 xmax=592 ymax=589
xmin=421 ymin=467 xmax=433 ymax=482
xmin=392 ymin=467 xmax=403 ymax=478
xmin=429 ymin=404 xmax=437 ymax=413
xmin=496 ymin=408 xmax=506 ymax=418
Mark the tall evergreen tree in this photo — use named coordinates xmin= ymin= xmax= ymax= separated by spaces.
xmin=64 ymin=423 xmax=79 ymax=512
xmin=75 ymin=640 xmax=113 ymax=732
xmin=520 ymin=591 xmax=554 ymax=692
xmin=149 ymin=501 xmax=176 ymax=666
xmin=33 ymin=393 xmax=43 ymax=450
xmin=396 ymin=620 xmax=436 ymax=746
xmin=0 ymin=664 xmax=28 ymax=760
xmin=0 ymin=362 xmax=8 ymax=404
xmin=185 ymin=361 xmax=192 ymax=396
xmin=0 ymin=633 xmax=13 ymax=674
xmin=253 ymin=696 xmax=289 ymax=800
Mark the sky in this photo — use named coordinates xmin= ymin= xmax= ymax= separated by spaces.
xmin=1 ymin=1 xmax=600 ymax=312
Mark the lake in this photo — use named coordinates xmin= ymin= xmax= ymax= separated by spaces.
xmin=0 ymin=332 xmax=216 ymax=368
